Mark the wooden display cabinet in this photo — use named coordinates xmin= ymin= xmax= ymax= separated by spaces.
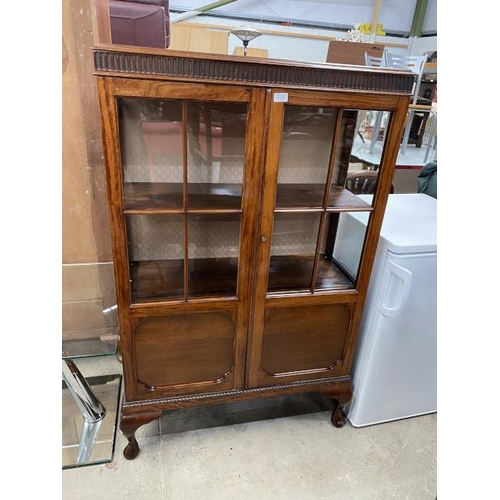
xmin=93 ymin=45 xmax=414 ymax=459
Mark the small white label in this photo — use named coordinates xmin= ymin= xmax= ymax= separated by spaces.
xmin=273 ymin=92 xmax=289 ymax=102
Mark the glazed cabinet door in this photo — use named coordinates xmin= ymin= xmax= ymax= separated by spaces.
xmin=97 ymin=78 xmax=266 ymax=399
xmin=247 ymin=89 xmax=403 ymax=387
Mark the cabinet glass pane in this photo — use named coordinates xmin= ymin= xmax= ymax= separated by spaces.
xmin=276 ymin=106 xmax=337 ymax=209
xmin=316 ymin=211 xmax=370 ymax=290
xmin=267 ymin=212 xmax=321 ymax=294
xmin=126 ymin=214 xmax=184 ymax=303
xmin=119 ymin=98 xmax=184 ymax=211
xmin=187 ymin=102 xmax=247 ymax=211
xmin=188 ymin=214 xmax=240 ymax=298
xmin=329 ymin=109 xmax=392 ymax=206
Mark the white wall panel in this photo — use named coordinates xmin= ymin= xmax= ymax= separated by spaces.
xmin=412 ymin=35 xmax=437 ymax=56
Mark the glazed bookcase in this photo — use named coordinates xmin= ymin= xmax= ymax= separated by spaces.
xmin=93 ymin=45 xmax=414 ymax=459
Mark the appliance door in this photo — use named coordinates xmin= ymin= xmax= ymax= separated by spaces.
xmin=348 ymin=249 xmax=437 ymax=427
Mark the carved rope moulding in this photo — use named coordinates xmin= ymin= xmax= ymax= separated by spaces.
xmin=123 ymin=375 xmax=351 ymax=408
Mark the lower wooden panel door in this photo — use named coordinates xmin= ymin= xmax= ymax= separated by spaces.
xmin=247 ymin=300 xmax=356 ymax=387
xmin=129 ymin=305 xmax=248 ymax=399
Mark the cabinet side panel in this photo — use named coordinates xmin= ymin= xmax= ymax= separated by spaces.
xmin=134 ymin=312 xmax=236 ymax=388
xmin=261 ymin=303 xmax=350 ymax=376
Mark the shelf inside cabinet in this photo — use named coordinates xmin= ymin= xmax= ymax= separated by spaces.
xmin=130 ymin=259 xmax=184 ymax=302
xmin=275 ymin=184 xmax=325 ymax=210
xmin=130 ymin=257 xmax=239 ymax=303
xmin=274 ymin=184 xmax=374 ymax=211
xmin=316 ymin=257 xmax=355 ymax=290
xmin=124 ymin=182 xmax=183 ymax=212
xmin=267 ymin=255 xmax=354 ymax=294
xmin=124 ymin=183 xmax=242 ymax=213
xmin=328 ymin=186 xmax=373 ymax=211
xmin=130 ymin=254 xmax=355 ymax=303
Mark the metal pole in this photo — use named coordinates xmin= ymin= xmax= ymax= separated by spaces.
xmin=369 ymin=0 xmax=382 ymax=42
xmin=62 ymin=357 xmax=106 ymax=463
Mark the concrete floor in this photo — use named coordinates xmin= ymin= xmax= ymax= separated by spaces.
xmin=62 ymin=356 xmax=437 ymax=500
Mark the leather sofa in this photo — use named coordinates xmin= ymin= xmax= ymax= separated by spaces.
xmin=109 ymin=0 xmax=170 ymax=48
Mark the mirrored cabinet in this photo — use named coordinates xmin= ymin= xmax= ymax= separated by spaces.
xmin=94 ymin=46 xmax=414 ymax=459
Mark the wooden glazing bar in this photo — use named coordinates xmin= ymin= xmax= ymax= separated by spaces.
xmin=130 ymin=298 xmax=239 ymax=318
xmin=323 ymin=213 xmax=340 ymax=261
xmin=182 ymin=101 xmax=189 ymax=302
xmin=310 ymin=211 xmax=327 ymax=293
xmin=323 ymin=110 xmax=345 ymax=209
xmin=310 ymin=109 xmax=345 ymax=291
xmin=265 ymin=291 xmax=358 ymax=309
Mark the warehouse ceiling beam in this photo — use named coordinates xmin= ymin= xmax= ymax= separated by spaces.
xmin=410 ymin=0 xmax=428 ymax=38
xmin=170 ymin=0 xmax=238 ymax=24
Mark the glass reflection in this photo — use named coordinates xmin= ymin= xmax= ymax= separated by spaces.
xmin=187 ymin=102 xmax=246 ymax=210
xmin=119 ymin=98 xmax=183 ymax=183
xmin=267 ymin=212 xmax=321 ymax=293
xmin=119 ymin=98 xmax=184 ymax=211
xmin=315 ymin=211 xmax=369 ymax=290
xmin=276 ymin=106 xmax=336 ymax=209
xmin=346 ymin=109 xmax=393 ymax=183
xmin=187 ymin=214 xmax=240 ymax=298
xmin=126 ymin=214 xmax=185 ymax=303
xmin=328 ymin=109 xmax=393 ymax=206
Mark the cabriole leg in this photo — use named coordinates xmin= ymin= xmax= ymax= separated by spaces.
xmin=120 ymin=409 xmax=162 ymax=460
xmin=321 ymin=384 xmax=353 ymax=428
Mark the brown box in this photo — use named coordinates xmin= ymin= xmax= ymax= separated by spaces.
xmin=326 ymin=40 xmax=385 ymax=66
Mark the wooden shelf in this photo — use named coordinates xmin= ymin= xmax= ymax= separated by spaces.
xmin=275 ymin=184 xmax=373 ymax=211
xmin=267 ymin=255 xmax=354 ymax=293
xmin=124 ymin=182 xmax=372 ymax=213
xmin=130 ymin=254 xmax=354 ymax=303
xmin=124 ymin=182 xmax=183 ymax=212
xmin=130 ymin=257 xmax=238 ymax=303
xmin=328 ymin=185 xmax=373 ymax=211
xmin=124 ymin=183 xmax=242 ymax=213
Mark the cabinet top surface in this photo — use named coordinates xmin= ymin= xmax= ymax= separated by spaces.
xmin=92 ymin=44 xmax=415 ymax=95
